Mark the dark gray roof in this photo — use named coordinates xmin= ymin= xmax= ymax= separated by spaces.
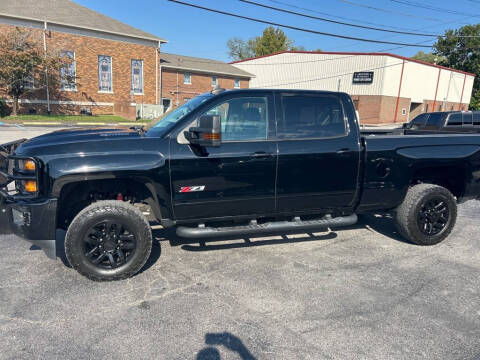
xmin=0 ymin=0 xmax=166 ymax=43
xmin=161 ymin=53 xmax=253 ymax=78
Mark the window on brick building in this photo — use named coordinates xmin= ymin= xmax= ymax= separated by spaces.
xmin=131 ymin=59 xmax=143 ymax=94
xmin=60 ymin=51 xmax=76 ymax=91
xmin=234 ymin=79 xmax=240 ymax=88
xmin=212 ymin=76 xmax=218 ymax=87
xmin=184 ymin=97 xmax=191 ymax=103
xmin=184 ymin=73 xmax=191 ymax=84
xmin=98 ymin=55 xmax=113 ymax=92
xmin=24 ymin=73 xmax=34 ymax=89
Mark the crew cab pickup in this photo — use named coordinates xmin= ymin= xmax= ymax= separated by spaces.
xmin=403 ymin=111 xmax=480 ymax=134
xmin=2 ymin=89 xmax=480 ymax=281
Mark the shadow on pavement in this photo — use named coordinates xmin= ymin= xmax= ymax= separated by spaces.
xmin=197 ymin=332 xmax=256 ymax=360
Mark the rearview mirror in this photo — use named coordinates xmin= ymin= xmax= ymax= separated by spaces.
xmin=184 ymin=115 xmax=221 ymax=147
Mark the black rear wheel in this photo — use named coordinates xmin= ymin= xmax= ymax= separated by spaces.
xmin=395 ymin=184 xmax=457 ymax=245
xmin=65 ymin=201 xmax=153 ymax=281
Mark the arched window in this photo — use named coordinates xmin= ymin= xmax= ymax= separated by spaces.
xmin=131 ymin=59 xmax=143 ymax=94
xmin=98 ymin=55 xmax=112 ymax=92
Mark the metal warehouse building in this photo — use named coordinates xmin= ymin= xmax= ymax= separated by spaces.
xmin=231 ymin=51 xmax=476 ymax=124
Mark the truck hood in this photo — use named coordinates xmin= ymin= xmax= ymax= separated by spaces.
xmin=15 ymin=127 xmax=142 ymax=154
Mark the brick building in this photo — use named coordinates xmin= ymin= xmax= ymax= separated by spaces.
xmin=0 ymin=0 xmax=169 ymax=120
xmin=232 ymin=51 xmax=476 ymax=124
xmin=160 ymin=53 xmax=252 ymax=112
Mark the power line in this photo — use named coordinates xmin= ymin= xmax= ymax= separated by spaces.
xmin=240 ymin=0 xmax=441 ymax=37
xmin=265 ymin=0 xmax=423 ymax=32
xmin=338 ymin=0 xmax=451 ymax=22
xmin=389 ymin=0 xmax=477 ymax=17
xmin=168 ymin=0 xmax=432 ymax=47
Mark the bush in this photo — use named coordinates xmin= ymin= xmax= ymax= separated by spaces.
xmin=0 ymin=98 xmax=11 ymax=117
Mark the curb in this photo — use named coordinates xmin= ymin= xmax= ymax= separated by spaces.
xmin=1 ymin=122 xmax=149 ymax=127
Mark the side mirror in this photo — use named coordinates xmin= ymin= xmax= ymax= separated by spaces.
xmin=184 ymin=115 xmax=221 ymax=147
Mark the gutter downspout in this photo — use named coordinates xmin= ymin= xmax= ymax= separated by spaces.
xmin=432 ymin=68 xmax=441 ymax=112
xmin=459 ymin=74 xmax=467 ymax=110
xmin=43 ymin=21 xmax=50 ymax=114
xmin=393 ymin=59 xmax=405 ymax=123
xmin=155 ymin=44 xmax=158 ymax=105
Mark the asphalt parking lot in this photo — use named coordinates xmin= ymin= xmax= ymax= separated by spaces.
xmin=1 ymin=126 xmax=480 ymax=359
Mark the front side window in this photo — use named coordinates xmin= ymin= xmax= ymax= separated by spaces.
xmin=184 ymin=72 xmax=191 ymax=84
xmin=131 ymin=59 xmax=143 ymax=94
xmin=202 ymin=96 xmax=268 ymax=141
xmin=447 ymin=113 xmax=462 ymax=126
xmin=98 ymin=55 xmax=112 ymax=92
xmin=411 ymin=113 xmax=429 ymax=127
xmin=60 ymin=51 xmax=76 ymax=91
xmin=212 ymin=76 xmax=218 ymax=87
xmin=234 ymin=79 xmax=240 ymax=88
xmin=278 ymin=95 xmax=346 ymax=139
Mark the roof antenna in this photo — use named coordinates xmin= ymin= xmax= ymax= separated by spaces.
xmin=211 ymin=84 xmax=225 ymax=95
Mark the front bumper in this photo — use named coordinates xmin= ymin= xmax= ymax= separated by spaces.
xmin=1 ymin=197 xmax=58 ymax=259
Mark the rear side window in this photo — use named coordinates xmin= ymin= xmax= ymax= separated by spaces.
xmin=447 ymin=113 xmax=463 ymax=126
xmin=473 ymin=112 xmax=480 ymax=125
xmin=426 ymin=113 xmax=443 ymax=127
xmin=279 ymin=95 xmax=346 ymax=139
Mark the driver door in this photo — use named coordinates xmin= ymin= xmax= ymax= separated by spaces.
xmin=169 ymin=92 xmax=277 ymax=221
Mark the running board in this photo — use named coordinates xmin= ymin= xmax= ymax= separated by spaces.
xmin=176 ymin=214 xmax=358 ymax=239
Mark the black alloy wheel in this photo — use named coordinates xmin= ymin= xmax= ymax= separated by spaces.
xmin=416 ymin=198 xmax=449 ymax=236
xmin=83 ymin=220 xmax=137 ymax=269
xmin=65 ymin=200 xmax=153 ymax=281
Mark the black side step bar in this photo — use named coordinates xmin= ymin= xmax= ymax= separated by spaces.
xmin=176 ymin=214 xmax=358 ymax=239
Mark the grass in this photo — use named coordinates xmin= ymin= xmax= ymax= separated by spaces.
xmin=1 ymin=114 xmax=153 ymax=124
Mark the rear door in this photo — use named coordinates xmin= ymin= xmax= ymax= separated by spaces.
xmin=275 ymin=92 xmax=361 ymax=214
xmin=169 ymin=92 xmax=277 ymax=220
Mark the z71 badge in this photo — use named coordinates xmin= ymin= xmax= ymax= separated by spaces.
xmin=179 ymin=186 xmax=206 ymax=193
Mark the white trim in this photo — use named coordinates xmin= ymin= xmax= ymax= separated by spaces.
xmin=0 ymin=13 xmax=167 ymax=44
xmin=5 ymin=99 xmax=114 ymax=106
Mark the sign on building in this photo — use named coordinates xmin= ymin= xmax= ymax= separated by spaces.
xmin=353 ymin=72 xmax=374 ymax=84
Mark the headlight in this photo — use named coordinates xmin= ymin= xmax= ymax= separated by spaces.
xmin=24 ymin=160 xmax=36 ymax=171
xmin=24 ymin=180 xmax=37 ymax=193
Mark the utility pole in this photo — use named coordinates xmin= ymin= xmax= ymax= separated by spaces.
xmin=43 ymin=21 xmax=50 ymax=114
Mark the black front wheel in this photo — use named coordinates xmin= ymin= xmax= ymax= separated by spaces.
xmin=65 ymin=201 xmax=153 ymax=281
xmin=395 ymin=184 xmax=457 ymax=245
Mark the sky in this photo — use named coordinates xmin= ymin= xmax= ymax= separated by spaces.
xmin=76 ymin=0 xmax=479 ymax=62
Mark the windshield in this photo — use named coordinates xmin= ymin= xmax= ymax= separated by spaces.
xmin=146 ymin=94 xmax=213 ymax=136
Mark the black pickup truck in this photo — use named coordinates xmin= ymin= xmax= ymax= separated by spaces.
xmin=1 ymin=89 xmax=480 ymax=281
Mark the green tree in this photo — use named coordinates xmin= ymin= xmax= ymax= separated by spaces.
xmin=227 ymin=26 xmax=313 ymax=61
xmin=0 ymin=28 xmax=72 ymax=116
xmin=253 ymin=26 xmax=292 ymax=57
xmin=226 ymin=37 xmax=256 ymax=62
xmin=433 ymin=24 xmax=480 ymax=110
xmin=411 ymin=51 xmax=442 ymax=64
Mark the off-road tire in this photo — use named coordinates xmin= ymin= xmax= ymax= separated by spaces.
xmin=395 ymin=184 xmax=457 ymax=245
xmin=65 ymin=200 xmax=152 ymax=281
